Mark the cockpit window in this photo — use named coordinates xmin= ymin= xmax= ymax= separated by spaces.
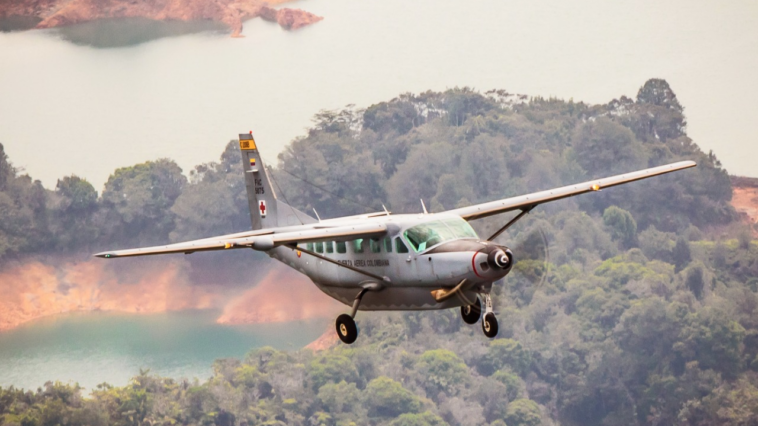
xmin=443 ymin=218 xmax=478 ymax=239
xmin=403 ymin=217 xmax=478 ymax=252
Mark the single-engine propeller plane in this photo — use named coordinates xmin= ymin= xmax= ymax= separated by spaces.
xmin=96 ymin=132 xmax=696 ymax=344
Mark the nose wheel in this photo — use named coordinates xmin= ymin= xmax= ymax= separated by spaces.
xmin=480 ymin=293 xmax=499 ymax=338
xmin=482 ymin=312 xmax=499 ymax=338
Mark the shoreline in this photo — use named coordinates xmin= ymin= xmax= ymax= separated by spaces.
xmin=0 ymin=0 xmax=323 ymax=40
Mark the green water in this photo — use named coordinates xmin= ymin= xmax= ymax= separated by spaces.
xmin=54 ymin=18 xmax=228 ymax=48
xmin=0 ymin=311 xmax=327 ymax=391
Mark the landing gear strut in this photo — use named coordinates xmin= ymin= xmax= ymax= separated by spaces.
xmin=481 ymin=293 xmax=498 ymax=338
xmin=335 ymin=288 xmax=369 ymax=344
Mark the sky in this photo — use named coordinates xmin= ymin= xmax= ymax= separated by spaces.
xmin=0 ymin=0 xmax=756 ymax=190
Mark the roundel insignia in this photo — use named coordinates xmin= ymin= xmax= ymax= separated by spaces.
xmin=296 ymin=250 xmax=302 ymax=258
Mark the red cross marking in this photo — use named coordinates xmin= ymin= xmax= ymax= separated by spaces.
xmin=259 ymin=201 xmax=266 ymax=215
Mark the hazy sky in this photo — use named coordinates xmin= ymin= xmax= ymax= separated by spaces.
xmin=0 ymin=0 xmax=756 ymax=190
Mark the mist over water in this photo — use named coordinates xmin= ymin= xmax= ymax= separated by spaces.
xmin=0 ymin=0 xmax=757 ymax=190
xmin=0 ymin=310 xmax=327 ymax=391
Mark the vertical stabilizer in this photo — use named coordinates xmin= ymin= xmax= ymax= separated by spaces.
xmin=239 ymin=133 xmax=316 ymax=229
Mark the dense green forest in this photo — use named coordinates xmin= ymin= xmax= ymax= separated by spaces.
xmin=1 ymin=79 xmax=758 ymax=425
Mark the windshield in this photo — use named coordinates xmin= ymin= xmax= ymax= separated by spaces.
xmin=403 ymin=217 xmax=478 ymax=252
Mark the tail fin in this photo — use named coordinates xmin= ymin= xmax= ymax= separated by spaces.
xmin=239 ymin=132 xmax=316 ymax=229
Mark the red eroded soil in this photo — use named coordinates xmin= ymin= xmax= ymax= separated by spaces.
xmin=216 ymin=264 xmax=343 ymax=325
xmin=305 ymin=326 xmax=339 ymax=351
xmin=732 ymin=186 xmax=758 ymax=236
xmin=0 ymin=259 xmax=220 ymax=332
xmin=0 ymin=256 xmax=341 ymax=348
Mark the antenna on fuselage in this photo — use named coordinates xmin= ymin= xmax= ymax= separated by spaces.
xmin=382 ymin=204 xmax=391 ymax=216
xmin=420 ymin=199 xmax=428 ymax=214
xmin=313 ymin=208 xmax=322 ymax=222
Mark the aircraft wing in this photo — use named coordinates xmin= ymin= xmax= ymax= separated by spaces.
xmin=446 ymin=161 xmax=697 ymax=221
xmin=94 ymin=223 xmax=387 ymax=258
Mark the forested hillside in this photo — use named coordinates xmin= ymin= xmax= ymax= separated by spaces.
xmin=2 ymin=79 xmax=758 ymax=425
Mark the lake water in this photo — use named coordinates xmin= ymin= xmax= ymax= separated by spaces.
xmin=0 ymin=311 xmax=327 ymax=391
xmin=0 ymin=0 xmax=757 ymax=190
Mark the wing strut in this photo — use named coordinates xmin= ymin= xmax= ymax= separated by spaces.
xmin=286 ymin=244 xmax=390 ymax=283
xmin=487 ymin=206 xmax=535 ymax=241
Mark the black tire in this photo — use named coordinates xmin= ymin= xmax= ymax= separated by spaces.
xmin=335 ymin=314 xmax=358 ymax=344
xmin=482 ymin=312 xmax=499 ymax=338
xmin=461 ymin=297 xmax=482 ymax=325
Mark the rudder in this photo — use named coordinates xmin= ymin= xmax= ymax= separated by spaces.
xmin=239 ymin=132 xmax=315 ymax=229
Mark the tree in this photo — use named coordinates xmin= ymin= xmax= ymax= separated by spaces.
xmin=676 ymin=307 xmax=746 ymax=379
xmin=504 ymin=399 xmax=542 ymax=426
xmin=52 ymin=175 xmax=99 ymax=249
xmin=477 ymin=339 xmax=531 ymax=377
xmin=572 ymin=117 xmax=646 ymax=177
xmin=317 ymin=380 xmax=361 ymax=414
xmin=415 ymin=349 xmax=470 ymax=398
xmin=0 ymin=143 xmax=12 ymax=190
xmin=363 ymin=97 xmax=419 ymax=136
xmin=364 ymin=377 xmax=421 ymax=418
xmin=672 ymin=236 xmax=692 ymax=272
xmin=389 ymin=411 xmax=447 ymax=426
xmin=639 ymin=226 xmax=674 ymax=263
xmin=387 ymin=141 xmax=456 ymax=213
xmin=636 ymin=79 xmax=683 ymax=111
xmin=170 ymin=179 xmax=240 ymax=241
xmin=603 ymin=206 xmax=637 ymax=248
xmin=738 ymin=230 xmax=753 ymax=251
xmin=308 ymin=355 xmax=360 ymax=391
xmin=56 ymin=175 xmax=97 ymax=213
xmin=100 ymin=159 xmax=186 ymax=246
xmin=685 ymin=264 xmax=705 ymax=300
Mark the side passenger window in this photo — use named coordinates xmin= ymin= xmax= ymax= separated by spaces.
xmin=336 ymin=241 xmax=347 ymax=253
xmin=353 ymin=239 xmax=364 ymax=253
xmin=315 ymin=242 xmax=324 ymax=253
xmin=307 ymin=243 xmax=314 ymax=252
xmin=383 ymin=237 xmax=392 ymax=253
xmin=325 ymin=241 xmax=334 ymax=254
xmin=395 ymin=237 xmax=409 ymax=253
xmin=370 ymin=238 xmax=381 ymax=253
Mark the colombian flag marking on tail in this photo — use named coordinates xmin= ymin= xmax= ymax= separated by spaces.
xmin=249 ymin=158 xmax=256 ymax=167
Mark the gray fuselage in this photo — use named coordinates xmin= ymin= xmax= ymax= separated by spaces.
xmin=267 ymin=212 xmax=513 ymax=311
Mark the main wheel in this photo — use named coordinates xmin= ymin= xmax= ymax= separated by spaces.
xmin=461 ymin=297 xmax=482 ymax=325
xmin=335 ymin=314 xmax=358 ymax=344
xmin=482 ymin=312 xmax=499 ymax=338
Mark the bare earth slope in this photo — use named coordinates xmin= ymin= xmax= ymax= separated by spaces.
xmin=731 ymin=176 xmax=758 ymax=236
xmin=0 ymin=0 xmax=323 ymax=36
xmin=0 ymin=259 xmax=339 ymax=333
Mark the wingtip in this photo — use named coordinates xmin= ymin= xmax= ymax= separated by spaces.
xmin=671 ymin=160 xmax=697 ymax=169
xmin=94 ymin=252 xmax=117 ymax=259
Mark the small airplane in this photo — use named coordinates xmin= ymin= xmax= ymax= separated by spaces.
xmin=96 ymin=132 xmax=696 ymax=344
